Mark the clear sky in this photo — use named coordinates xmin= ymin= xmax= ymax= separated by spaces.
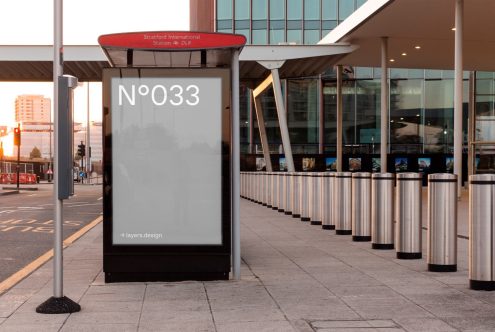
xmin=0 ymin=0 xmax=190 ymax=127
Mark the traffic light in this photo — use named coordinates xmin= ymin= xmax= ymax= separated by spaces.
xmin=13 ymin=126 xmax=21 ymax=146
xmin=77 ymin=143 xmax=86 ymax=157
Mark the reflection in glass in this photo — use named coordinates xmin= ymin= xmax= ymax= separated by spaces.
xmin=287 ymin=0 xmax=302 ymax=20
xmin=288 ymin=80 xmax=318 ymax=153
xmin=235 ymin=0 xmax=250 ymax=19
xmin=322 ymin=0 xmax=338 ymax=20
xmin=217 ymin=0 xmax=232 ymax=19
xmin=390 ymin=79 xmax=423 ymax=153
xmin=304 ymin=0 xmax=320 ymax=20
xmin=252 ymin=0 xmax=267 ymax=20
xmin=270 ymin=0 xmax=285 ymax=19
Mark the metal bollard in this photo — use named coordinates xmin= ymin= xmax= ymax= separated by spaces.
xmin=321 ymin=173 xmax=335 ymax=230
xmin=309 ymin=173 xmax=322 ymax=225
xmin=469 ymin=174 xmax=495 ymax=290
xmin=285 ymin=173 xmax=292 ymax=215
xmin=278 ymin=173 xmax=285 ymax=212
xmin=352 ymin=172 xmax=372 ymax=241
xmin=428 ymin=173 xmax=457 ymax=272
xmin=371 ymin=173 xmax=394 ymax=249
xmin=334 ymin=172 xmax=352 ymax=235
xmin=261 ymin=172 xmax=268 ymax=206
xmin=256 ymin=172 xmax=261 ymax=204
xmin=300 ymin=173 xmax=310 ymax=222
xmin=292 ymin=173 xmax=301 ymax=218
xmin=396 ymin=173 xmax=422 ymax=259
xmin=266 ymin=172 xmax=273 ymax=209
xmin=271 ymin=172 xmax=278 ymax=210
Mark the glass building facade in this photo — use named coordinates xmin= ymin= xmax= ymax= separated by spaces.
xmin=214 ymin=0 xmax=491 ymax=174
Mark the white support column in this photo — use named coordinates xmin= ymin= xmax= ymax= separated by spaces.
xmin=252 ymin=93 xmax=273 ymax=172
xmin=271 ymin=69 xmax=295 ymax=172
xmin=380 ymin=37 xmax=389 ymax=172
xmin=454 ymin=0 xmax=464 ymax=198
xmin=336 ymin=65 xmax=343 ymax=172
xmin=231 ymin=50 xmax=241 ymax=280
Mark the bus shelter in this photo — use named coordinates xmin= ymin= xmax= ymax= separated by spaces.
xmin=98 ymin=31 xmax=245 ymax=282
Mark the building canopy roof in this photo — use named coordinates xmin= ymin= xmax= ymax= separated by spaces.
xmin=319 ymin=0 xmax=495 ymax=71
xmin=0 ymin=32 xmax=356 ymax=82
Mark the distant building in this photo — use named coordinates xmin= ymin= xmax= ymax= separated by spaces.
xmin=15 ymin=95 xmax=51 ymax=123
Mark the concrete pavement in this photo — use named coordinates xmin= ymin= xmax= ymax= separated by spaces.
xmin=0 ymin=192 xmax=494 ymax=331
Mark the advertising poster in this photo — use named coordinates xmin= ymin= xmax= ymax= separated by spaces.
xmin=445 ymin=157 xmax=454 ymax=173
xmin=325 ymin=157 xmax=337 ymax=171
xmin=349 ymin=158 xmax=362 ymax=171
xmin=418 ymin=157 xmax=431 ymax=172
xmin=279 ymin=157 xmax=287 ymax=171
xmin=372 ymin=158 xmax=381 ymax=172
xmin=395 ymin=157 xmax=408 ymax=172
xmin=302 ymin=157 xmax=316 ymax=171
xmin=256 ymin=157 xmax=266 ymax=171
xmin=110 ymin=75 xmax=224 ymax=246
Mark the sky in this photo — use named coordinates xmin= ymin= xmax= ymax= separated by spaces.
xmin=0 ymin=0 xmax=190 ymax=127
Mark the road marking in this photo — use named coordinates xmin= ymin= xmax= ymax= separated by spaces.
xmin=18 ymin=207 xmax=43 ymax=210
xmin=66 ymin=203 xmax=101 ymax=208
xmin=0 ymin=215 xmax=103 ymax=295
xmin=28 ymin=194 xmax=37 ymax=197
xmin=97 ymin=197 xmax=103 ymax=201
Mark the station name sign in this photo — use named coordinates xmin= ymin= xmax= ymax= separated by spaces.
xmin=98 ymin=31 xmax=247 ymax=51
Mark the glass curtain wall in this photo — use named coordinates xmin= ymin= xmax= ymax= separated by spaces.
xmin=288 ymin=79 xmax=319 ymax=153
xmin=323 ymin=79 xmax=380 ymax=153
xmin=474 ymin=72 xmax=495 ymax=172
xmin=216 ymin=0 xmax=366 ymax=44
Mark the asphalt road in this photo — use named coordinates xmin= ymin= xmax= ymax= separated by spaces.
xmin=0 ymin=184 xmax=102 ymax=283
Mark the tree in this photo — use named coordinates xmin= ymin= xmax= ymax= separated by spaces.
xmin=29 ymin=146 xmax=41 ymax=159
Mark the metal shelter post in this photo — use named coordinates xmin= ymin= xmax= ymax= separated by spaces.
xmin=380 ymin=37 xmax=389 ymax=172
xmin=454 ymin=0 xmax=464 ymax=198
xmin=271 ymin=68 xmax=295 ymax=172
xmin=36 ymin=0 xmax=80 ymax=314
xmin=232 ymin=50 xmax=241 ymax=280
xmin=336 ymin=65 xmax=343 ymax=172
xmin=252 ymin=77 xmax=273 ymax=172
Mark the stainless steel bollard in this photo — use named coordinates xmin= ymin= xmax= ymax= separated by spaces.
xmin=352 ymin=172 xmax=372 ymax=241
xmin=278 ymin=172 xmax=285 ymax=212
xmin=396 ymin=173 xmax=422 ymax=259
xmin=334 ymin=172 xmax=352 ymax=235
xmin=292 ymin=173 xmax=301 ymax=218
xmin=254 ymin=172 xmax=261 ymax=204
xmin=309 ymin=173 xmax=322 ymax=225
xmin=285 ymin=173 xmax=292 ymax=215
xmin=261 ymin=172 xmax=268 ymax=206
xmin=469 ymin=174 xmax=495 ymax=290
xmin=266 ymin=172 xmax=273 ymax=209
xmin=428 ymin=173 xmax=457 ymax=272
xmin=271 ymin=172 xmax=278 ymax=210
xmin=300 ymin=173 xmax=310 ymax=222
xmin=321 ymin=173 xmax=335 ymax=230
xmin=371 ymin=173 xmax=394 ymax=249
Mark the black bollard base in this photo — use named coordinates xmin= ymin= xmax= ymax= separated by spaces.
xmin=322 ymin=225 xmax=335 ymax=230
xmin=470 ymin=280 xmax=495 ymax=291
xmin=352 ymin=235 xmax=371 ymax=242
xmin=310 ymin=221 xmax=322 ymax=225
xmin=36 ymin=296 xmax=81 ymax=314
xmin=396 ymin=252 xmax=422 ymax=260
xmin=372 ymin=243 xmax=394 ymax=250
xmin=428 ymin=264 xmax=457 ymax=272
xmin=336 ymin=230 xmax=352 ymax=235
